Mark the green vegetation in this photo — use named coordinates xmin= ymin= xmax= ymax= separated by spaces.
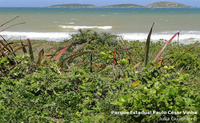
xmin=146 ymin=2 xmax=195 ymax=8
xmin=0 ymin=17 xmax=199 ymax=122
xmin=46 ymin=1 xmax=196 ymax=8
xmin=47 ymin=4 xmax=97 ymax=8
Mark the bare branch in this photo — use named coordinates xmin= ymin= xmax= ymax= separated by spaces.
xmin=0 ymin=22 xmax=26 ymax=33
xmin=0 ymin=16 xmax=19 ymax=28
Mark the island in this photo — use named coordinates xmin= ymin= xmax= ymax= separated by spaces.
xmin=45 ymin=2 xmax=197 ymax=8
xmin=146 ymin=2 xmax=196 ymax=8
xmin=46 ymin=4 xmax=98 ymax=8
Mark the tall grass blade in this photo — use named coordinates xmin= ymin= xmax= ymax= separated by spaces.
xmin=90 ymin=52 xmax=93 ymax=73
xmin=86 ymin=63 xmax=103 ymax=69
xmin=58 ymin=50 xmax=98 ymax=67
xmin=172 ymin=42 xmax=200 ymax=65
xmin=27 ymin=39 xmax=34 ymax=62
xmin=120 ymin=37 xmax=132 ymax=63
xmin=0 ymin=16 xmax=19 ymax=28
xmin=0 ymin=35 xmax=14 ymax=53
xmin=113 ymin=51 xmax=117 ymax=80
xmin=2 ymin=43 xmax=13 ymax=51
xmin=132 ymin=80 xmax=141 ymax=87
xmin=0 ymin=40 xmax=18 ymax=64
xmin=20 ymin=41 xmax=27 ymax=54
xmin=11 ymin=43 xmax=21 ymax=51
xmin=0 ymin=45 xmax=6 ymax=57
xmin=37 ymin=49 xmax=44 ymax=65
xmin=75 ymin=38 xmax=95 ymax=73
xmin=175 ymin=61 xmax=182 ymax=68
xmin=154 ymin=31 xmax=180 ymax=61
xmin=113 ymin=51 xmax=116 ymax=69
xmin=9 ymin=45 xmax=28 ymax=55
xmin=134 ymin=61 xmax=142 ymax=68
xmin=54 ymin=40 xmax=76 ymax=62
xmin=176 ymin=69 xmax=186 ymax=77
xmin=156 ymin=57 xmax=163 ymax=68
xmin=177 ymin=32 xmax=180 ymax=45
xmin=144 ymin=23 xmax=155 ymax=67
xmin=189 ymin=69 xmax=200 ymax=80
xmin=94 ymin=66 xmax=108 ymax=75
xmin=43 ymin=43 xmax=62 ymax=63
xmin=74 ymin=38 xmax=93 ymax=54
xmin=0 ymin=37 xmax=12 ymax=54
xmin=68 ymin=50 xmax=98 ymax=63
xmin=0 ymin=22 xmax=26 ymax=33
xmin=98 ymin=67 xmax=108 ymax=74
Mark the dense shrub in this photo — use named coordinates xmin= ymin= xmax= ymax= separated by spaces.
xmin=0 ymin=30 xmax=199 ymax=122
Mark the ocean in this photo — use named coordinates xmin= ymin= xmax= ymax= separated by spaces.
xmin=0 ymin=7 xmax=200 ymax=44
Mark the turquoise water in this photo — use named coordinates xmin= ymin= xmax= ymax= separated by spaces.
xmin=0 ymin=8 xmax=200 ymax=43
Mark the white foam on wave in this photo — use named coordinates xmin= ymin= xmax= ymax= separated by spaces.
xmin=0 ymin=31 xmax=199 ymax=44
xmin=65 ymin=22 xmax=75 ymax=25
xmin=118 ymin=32 xmax=200 ymax=44
xmin=0 ymin=31 xmax=74 ymax=42
xmin=69 ymin=22 xmax=75 ymax=25
xmin=60 ymin=25 xmax=112 ymax=30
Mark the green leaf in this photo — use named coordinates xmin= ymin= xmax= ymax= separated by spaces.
xmin=27 ymin=39 xmax=34 ymax=62
xmin=144 ymin=23 xmax=154 ymax=66
xmin=184 ymin=98 xmax=194 ymax=106
xmin=37 ymin=49 xmax=44 ymax=65
xmin=168 ymin=86 xmax=176 ymax=96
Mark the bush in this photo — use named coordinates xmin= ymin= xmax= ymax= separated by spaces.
xmin=0 ymin=30 xmax=199 ymax=122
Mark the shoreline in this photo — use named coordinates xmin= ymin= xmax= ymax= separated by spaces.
xmin=1 ymin=31 xmax=200 ymax=44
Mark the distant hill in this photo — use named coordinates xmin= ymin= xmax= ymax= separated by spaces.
xmin=146 ymin=2 xmax=196 ymax=8
xmin=101 ymin=4 xmax=143 ymax=8
xmin=47 ymin=4 xmax=97 ymax=8
xmin=45 ymin=2 xmax=197 ymax=8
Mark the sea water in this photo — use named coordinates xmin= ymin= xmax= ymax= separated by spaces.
xmin=0 ymin=7 xmax=200 ymax=44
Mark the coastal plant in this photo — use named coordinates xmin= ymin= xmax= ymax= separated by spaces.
xmin=106 ymin=63 xmax=199 ymax=122
xmin=154 ymin=31 xmax=180 ymax=61
xmin=0 ymin=16 xmax=200 ymax=123
xmin=144 ymin=23 xmax=154 ymax=67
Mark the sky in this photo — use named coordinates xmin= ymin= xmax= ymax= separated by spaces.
xmin=0 ymin=0 xmax=200 ymax=8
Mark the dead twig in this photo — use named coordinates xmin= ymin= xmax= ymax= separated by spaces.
xmin=0 ymin=22 xmax=26 ymax=33
xmin=0 ymin=16 xmax=19 ymax=28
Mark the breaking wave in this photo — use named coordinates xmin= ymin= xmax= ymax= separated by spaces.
xmin=0 ymin=31 xmax=200 ymax=44
xmin=0 ymin=31 xmax=74 ymax=42
xmin=59 ymin=25 xmax=113 ymax=30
